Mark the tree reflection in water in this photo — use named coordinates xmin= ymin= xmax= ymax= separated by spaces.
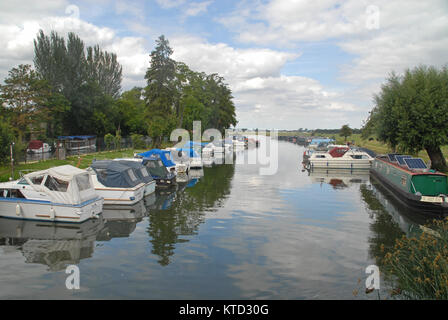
xmin=146 ymin=163 xmax=235 ymax=266
xmin=359 ymin=180 xmax=429 ymax=268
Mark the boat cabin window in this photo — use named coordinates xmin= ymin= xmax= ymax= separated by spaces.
xmin=44 ymin=175 xmax=69 ymax=192
xmin=128 ymin=169 xmax=137 ymax=182
xmin=0 ymin=189 xmax=25 ymax=198
xmin=146 ymin=161 xmax=157 ymax=168
xmin=350 ymin=155 xmax=365 ymax=159
xmin=164 ymin=153 xmax=172 ymax=161
xmin=18 ymin=178 xmax=29 ymax=185
xmin=141 ymin=168 xmax=149 ymax=177
xmin=316 ymin=155 xmax=326 ymax=158
xmin=31 ymin=175 xmax=45 ymax=185
xmin=76 ymin=174 xmax=92 ymax=191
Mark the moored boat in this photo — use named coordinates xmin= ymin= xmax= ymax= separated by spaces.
xmin=370 ymin=154 xmax=448 ymax=217
xmin=0 ymin=165 xmax=103 ymax=223
xmin=87 ymin=161 xmax=145 ymax=205
xmin=141 ymin=155 xmax=177 ymax=187
xmin=113 ymin=159 xmax=156 ymax=196
xmin=308 ymin=147 xmax=373 ymax=169
xmin=27 ymin=140 xmax=51 ymax=154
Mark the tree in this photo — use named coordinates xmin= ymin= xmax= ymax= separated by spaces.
xmin=0 ymin=119 xmax=14 ymax=164
xmin=363 ymin=65 xmax=448 ymax=171
xmin=33 ymin=30 xmax=122 ymax=135
xmin=340 ymin=124 xmax=352 ymax=142
xmin=0 ymin=64 xmax=50 ymax=142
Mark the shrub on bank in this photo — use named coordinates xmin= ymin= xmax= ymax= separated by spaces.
xmin=381 ymin=217 xmax=448 ymax=299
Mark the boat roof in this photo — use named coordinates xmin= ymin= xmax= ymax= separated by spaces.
xmin=376 ymin=156 xmax=446 ymax=176
xmin=137 ymin=149 xmax=176 ymax=167
xmin=90 ymin=160 xmax=142 ymax=188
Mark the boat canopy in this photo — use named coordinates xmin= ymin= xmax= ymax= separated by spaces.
xmin=23 ymin=165 xmax=97 ymax=205
xmin=90 ymin=160 xmax=142 ymax=188
xmin=115 ymin=160 xmax=154 ymax=184
xmin=141 ymin=155 xmax=173 ymax=179
xmin=137 ymin=149 xmax=176 ymax=168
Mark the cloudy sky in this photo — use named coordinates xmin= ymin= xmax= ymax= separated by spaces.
xmin=1 ymin=0 xmax=447 ymax=129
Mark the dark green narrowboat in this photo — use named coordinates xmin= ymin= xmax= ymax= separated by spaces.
xmin=370 ymin=154 xmax=448 ymax=217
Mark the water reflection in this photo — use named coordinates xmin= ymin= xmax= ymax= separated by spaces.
xmin=146 ymin=163 xmax=235 ymax=266
xmin=308 ymin=169 xmax=370 ymax=190
xmin=97 ymin=202 xmax=147 ymax=241
xmin=0 ymin=217 xmax=104 ymax=271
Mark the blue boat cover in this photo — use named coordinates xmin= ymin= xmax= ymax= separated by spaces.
xmin=137 ymin=149 xmax=176 ymax=167
xmin=90 ymin=160 xmax=142 ymax=188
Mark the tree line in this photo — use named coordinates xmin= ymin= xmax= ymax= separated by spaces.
xmin=0 ymin=31 xmax=237 ymax=163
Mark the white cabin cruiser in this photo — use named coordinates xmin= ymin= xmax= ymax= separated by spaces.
xmin=165 ymin=148 xmax=190 ymax=174
xmin=87 ymin=161 xmax=145 ymax=205
xmin=0 ymin=165 xmax=103 ymax=223
xmin=27 ymin=140 xmax=51 ymax=154
xmin=308 ymin=147 xmax=373 ymax=169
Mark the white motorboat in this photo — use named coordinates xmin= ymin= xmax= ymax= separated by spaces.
xmin=308 ymin=146 xmax=374 ymax=169
xmin=0 ymin=165 xmax=103 ymax=223
xmin=165 ymin=148 xmax=190 ymax=174
xmin=26 ymin=140 xmax=51 ymax=154
xmin=87 ymin=161 xmax=145 ymax=205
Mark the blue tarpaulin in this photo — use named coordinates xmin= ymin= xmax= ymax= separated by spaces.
xmin=137 ymin=149 xmax=176 ymax=168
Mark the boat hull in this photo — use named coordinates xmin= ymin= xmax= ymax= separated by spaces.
xmin=309 ymin=159 xmax=372 ymax=169
xmin=0 ymin=197 xmax=103 ymax=223
xmin=370 ymin=167 xmax=448 ymax=217
xmin=94 ymin=185 xmax=145 ymax=205
xmin=144 ymin=180 xmax=156 ymax=196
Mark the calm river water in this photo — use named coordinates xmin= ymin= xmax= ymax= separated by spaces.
xmin=0 ymin=140 xmax=429 ymax=299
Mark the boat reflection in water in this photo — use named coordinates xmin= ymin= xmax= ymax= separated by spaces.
xmin=308 ymin=168 xmax=370 ymax=190
xmin=0 ymin=216 xmax=104 ymax=271
xmin=147 ymin=163 xmax=235 ymax=266
xmin=97 ymin=201 xmax=148 ymax=241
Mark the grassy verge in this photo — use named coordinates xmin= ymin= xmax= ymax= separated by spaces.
xmin=0 ymin=148 xmax=142 ymax=182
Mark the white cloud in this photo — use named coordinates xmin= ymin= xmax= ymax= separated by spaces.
xmin=184 ymin=1 xmax=213 ymax=18
xmin=170 ymin=35 xmax=362 ymax=128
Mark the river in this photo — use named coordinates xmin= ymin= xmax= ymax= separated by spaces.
xmin=0 ymin=139 xmax=429 ymax=299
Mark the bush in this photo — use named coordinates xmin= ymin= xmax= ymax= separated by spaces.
xmin=104 ymin=133 xmax=115 ymax=150
xmin=131 ymin=133 xmax=146 ymax=149
xmin=381 ymin=217 xmax=448 ymax=299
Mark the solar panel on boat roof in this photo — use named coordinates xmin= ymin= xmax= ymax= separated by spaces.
xmin=387 ymin=153 xmax=400 ymax=162
xmin=396 ymin=155 xmax=412 ymax=165
xmin=404 ymin=158 xmax=427 ymax=169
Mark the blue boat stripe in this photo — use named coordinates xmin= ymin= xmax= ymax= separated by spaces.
xmin=0 ymin=197 xmax=102 ymax=208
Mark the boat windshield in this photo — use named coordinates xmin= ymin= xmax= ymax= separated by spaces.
xmin=44 ymin=175 xmax=69 ymax=192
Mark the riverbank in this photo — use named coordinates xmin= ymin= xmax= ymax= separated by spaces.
xmin=0 ymin=149 xmax=139 ymax=182
xmin=277 ymin=131 xmax=448 ymax=164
